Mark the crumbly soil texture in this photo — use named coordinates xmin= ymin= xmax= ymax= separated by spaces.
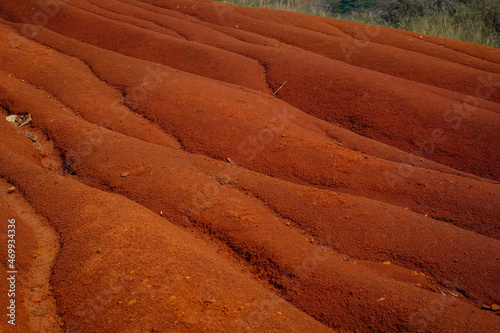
xmin=0 ymin=0 xmax=499 ymax=332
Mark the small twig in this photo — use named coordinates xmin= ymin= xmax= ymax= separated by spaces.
xmin=273 ymin=81 xmax=287 ymax=95
xmin=87 ymin=250 xmax=111 ymax=270
xmin=447 ymin=291 xmax=458 ymax=297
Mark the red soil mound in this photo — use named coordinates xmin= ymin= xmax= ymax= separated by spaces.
xmin=0 ymin=1 xmax=498 ymax=332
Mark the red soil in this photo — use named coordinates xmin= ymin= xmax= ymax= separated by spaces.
xmin=0 ymin=0 xmax=498 ymax=332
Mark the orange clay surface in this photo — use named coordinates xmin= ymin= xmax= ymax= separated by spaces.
xmin=0 ymin=0 xmax=499 ymax=332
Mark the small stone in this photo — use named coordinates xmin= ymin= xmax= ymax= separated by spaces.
xmin=310 ymin=238 xmax=315 ymax=243
xmin=128 ymin=299 xmax=137 ymax=306
xmin=481 ymin=304 xmax=491 ymax=310
xmin=277 ymin=311 xmax=282 ymax=315
xmin=7 ymin=186 xmax=16 ymax=194
xmin=383 ymin=261 xmax=391 ymax=265
xmin=491 ymin=304 xmax=500 ymax=311
xmin=120 ymin=171 xmax=130 ymax=177
xmin=5 ymin=115 xmax=18 ymax=124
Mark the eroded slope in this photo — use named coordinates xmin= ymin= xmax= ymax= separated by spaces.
xmin=0 ymin=1 xmax=499 ymax=332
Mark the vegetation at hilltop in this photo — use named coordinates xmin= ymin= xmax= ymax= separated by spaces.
xmin=217 ymin=0 xmax=500 ymax=48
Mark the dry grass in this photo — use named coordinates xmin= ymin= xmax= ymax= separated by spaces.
xmin=217 ymin=0 xmax=500 ymax=48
